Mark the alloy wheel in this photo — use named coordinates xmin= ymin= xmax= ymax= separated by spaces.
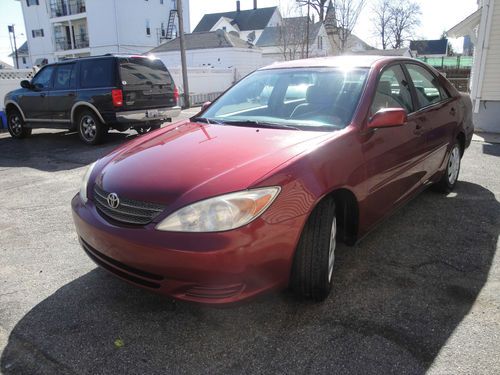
xmin=9 ymin=115 xmax=22 ymax=136
xmin=448 ymin=145 xmax=460 ymax=185
xmin=81 ymin=115 xmax=97 ymax=141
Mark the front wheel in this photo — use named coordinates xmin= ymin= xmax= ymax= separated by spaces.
xmin=290 ymin=198 xmax=337 ymax=301
xmin=7 ymin=109 xmax=32 ymax=139
xmin=435 ymin=140 xmax=462 ymax=193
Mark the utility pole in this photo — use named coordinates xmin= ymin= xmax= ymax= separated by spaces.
xmin=176 ymin=0 xmax=190 ymax=109
xmin=8 ymin=25 xmax=19 ymax=69
xmin=305 ymin=1 xmax=310 ymax=58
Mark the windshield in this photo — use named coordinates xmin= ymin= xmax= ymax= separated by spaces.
xmin=202 ymin=68 xmax=368 ymax=131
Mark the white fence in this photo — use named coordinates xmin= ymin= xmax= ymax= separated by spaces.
xmin=0 ymin=69 xmax=35 ymax=111
xmin=0 ymin=67 xmax=235 ymax=111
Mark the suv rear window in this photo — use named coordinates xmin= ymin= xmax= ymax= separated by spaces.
xmin=118 ymin=57 xmax=173 ymax=86
xmin=80 ymin=58 xmax=115 ymax=88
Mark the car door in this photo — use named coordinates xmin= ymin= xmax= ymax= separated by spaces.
xmin=18 ymin=65 xmax=55 ymax=120
xmin=48 ymin=62 xmax=77 ymax=123
xmin=361 ymin=64 xmax=426 ymax=222
xmin=404 ymin=63 xmax=458 ymax=181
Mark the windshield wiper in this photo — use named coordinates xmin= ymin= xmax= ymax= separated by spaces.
xmin=190 ymin=117 xmax=225 ymax=125
xmin=218 ymin=120 xmax=301 ymax=131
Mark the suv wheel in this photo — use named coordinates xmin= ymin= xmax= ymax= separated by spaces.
xmin=134 ymin=123 xmax=161 ymax=135
xmin=77 ymin=110 xmax=107 ymax=145
xmin=7 ymin=109 xmax=32 ymax=139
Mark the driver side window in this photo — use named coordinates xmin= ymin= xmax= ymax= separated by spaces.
xmin=32 ymin=66 xmax=55 ymax=89
xmin=371 ymin=65 xmax=413 ymax=114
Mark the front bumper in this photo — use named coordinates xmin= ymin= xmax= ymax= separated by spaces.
xmin=115 ymin=106 xmax=181 ymax=123
xmin=71 ymin=195 xmax=302 ymax=304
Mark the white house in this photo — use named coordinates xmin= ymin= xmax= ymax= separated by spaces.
xmin=16 ymin=0 xmax=190 ymax=65
xmin=9 ymin=41 xmax=32 ymax=68
xmin=256 ymin=18 xmax=332 ymax=64
xmin=447 ymin=0 xmax=500 ymax=133
xmin=149 ymin=29 xmax=263 ymax=78
xmin=192 ymin=0 xmax=281 ymax=44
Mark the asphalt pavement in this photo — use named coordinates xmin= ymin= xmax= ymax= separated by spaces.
xmin=0 ymin=119 xmax=499 ymax=374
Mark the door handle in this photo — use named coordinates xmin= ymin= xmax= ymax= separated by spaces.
xmin=68 ymin=92 xmax=75 ymax=97
xmin=39 ymin=93 xmax=46 ymax=98
xmin=450 ymin=107 xmax=456 ymax=116
xmin=414 ymin=123 xmax=424 ymax=135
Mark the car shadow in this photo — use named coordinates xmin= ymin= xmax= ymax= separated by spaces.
xmin=1 ymin=181 xmax=498 ymax=374
xmin=0 ymin=130 xmax=137 ymax=172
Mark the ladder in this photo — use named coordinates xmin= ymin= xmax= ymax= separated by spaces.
xmin=166 ymin=9 xmax=178 ymax=39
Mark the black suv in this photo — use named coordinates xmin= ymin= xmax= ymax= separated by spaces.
xmin=4 ymin=55 xmax=180 ymax=144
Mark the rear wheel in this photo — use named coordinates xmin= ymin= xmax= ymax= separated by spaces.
xmin=435 ymin=140 xmax=462 ymax=193
xmin=7 ymin=109 xmax=31 ymax=139
xmin=77 ymin=110 xmax=107 ymax=145
xmin=291 ymin=198 xmax=336 ymax=301
xmin=134 ymin=123 xmax=162 ymax=135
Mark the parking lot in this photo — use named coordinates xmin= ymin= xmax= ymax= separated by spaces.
xmin=0 ymin=118 xmax=499 ymax=374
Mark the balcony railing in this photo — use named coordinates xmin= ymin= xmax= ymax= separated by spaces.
xmin=50 ymin=0 xmax=86 ymax=18
xmin=55 ymin=33 xmax=89 ymax=51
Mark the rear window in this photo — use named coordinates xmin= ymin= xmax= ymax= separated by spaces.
xmin=119 ymin=57 xmax=173 ymax=86
xmin=79 ymin=58 xmax=115 ymax=88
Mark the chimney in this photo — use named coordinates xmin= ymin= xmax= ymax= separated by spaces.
xmin=236 ymin=0 xmax=241 ymax=12
xmin=253 ymin=0 xmax=258 ymax=9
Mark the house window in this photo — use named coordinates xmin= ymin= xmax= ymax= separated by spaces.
xmin=160 ymin=0 xmax=164 ymax=4
xmin=22 ymin=57 xmax=27 ymax=64
xmin=161 ymin=22 xmax=166 ymax=37
xmin=26 ymin=0 xmax=39 ymax=6
xmin=146 ymin=20 xmax=151 ymax=36
xmin=32 ymin=29 xmax=44 ymax=38
xmin=317 ymin=36 xmax=323 ymax=50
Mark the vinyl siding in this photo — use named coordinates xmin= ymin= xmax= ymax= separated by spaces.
xmin=481 ymin=0 xmax=500 ymax=100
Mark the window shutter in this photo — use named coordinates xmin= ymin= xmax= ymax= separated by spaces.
xmin=41 ymin=29 xmax=44 ymax=37
xmin=32 ymin=30 xmax=35 ymax=38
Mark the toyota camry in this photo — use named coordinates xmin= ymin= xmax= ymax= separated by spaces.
xmin=72 ymin=56 xmax=473 ymax=304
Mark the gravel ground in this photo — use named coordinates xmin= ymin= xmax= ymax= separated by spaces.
xmin=0 ymin=120 xmax=499 ymax=374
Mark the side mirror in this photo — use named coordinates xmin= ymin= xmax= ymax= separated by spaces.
xmin=368 ymin=108 xmax=407 ymax=129
xmin=20 ymin=80 xmax=32 ymax=89
xmin=201 ymin=101 xmax=211 ymax=112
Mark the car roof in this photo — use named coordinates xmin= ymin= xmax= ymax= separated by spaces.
xmin=259 ymin=55 xmax=413 ymax=70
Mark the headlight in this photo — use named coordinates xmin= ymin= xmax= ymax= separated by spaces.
xmin=79 ymin=161 xmax=97 ymax=204
xmin=156 ymin=187 xmax=281 ymax=232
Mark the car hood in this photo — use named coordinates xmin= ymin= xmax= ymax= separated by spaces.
xmin=96 ymin=121 xmax=330 ymax=206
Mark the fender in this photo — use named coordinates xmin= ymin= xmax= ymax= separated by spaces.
xmin=71 ymin=102 xmax=106 ymax=124
xmin=5 ymin=100 xmax=26 ymax=121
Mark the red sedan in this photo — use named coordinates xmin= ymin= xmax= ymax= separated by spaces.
xmin=72 ymin=56 xmax=473 ymax=304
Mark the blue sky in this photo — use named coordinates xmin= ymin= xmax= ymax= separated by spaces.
xmin=0 ymin=0 xmax=479 ymax=66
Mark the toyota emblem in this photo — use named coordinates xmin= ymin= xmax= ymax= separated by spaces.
xmin=107 ymin=193 xmax=120 ymax=209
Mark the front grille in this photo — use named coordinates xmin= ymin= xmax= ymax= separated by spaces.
xmin=93 ymin=184 xmax=166 ymax=225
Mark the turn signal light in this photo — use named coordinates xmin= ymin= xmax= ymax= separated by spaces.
xmin=173 ymin=85 xmax=179 ymax=104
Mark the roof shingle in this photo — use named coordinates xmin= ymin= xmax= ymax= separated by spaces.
xmin=193 ymin=6 xmax=278 ymax=32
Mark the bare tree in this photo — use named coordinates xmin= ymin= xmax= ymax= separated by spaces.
xmin=330 ymin=0 xmax=366 ymax=53
xmin=371 ymin=0 xmax=393 ymax=50
xmin=389 ymin=0 xmax=421 ymax=49
xmin=296 ymin=0 xmax=329 ymax=22
xmin=277 ymin=3 xmax=309 ymax=60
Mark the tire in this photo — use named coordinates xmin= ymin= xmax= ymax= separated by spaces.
xmin=7 ymin=109 xmax=32 ymax=139
xmin=435 ymin=139 xmax=462 ymax=193
xmin=134 ymin=123 xmax=161 ymax=135
xmin=291 ymin=197 xmax=337 ymax=301
xmin=77 ymin=109 xmax=107 ymax=145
